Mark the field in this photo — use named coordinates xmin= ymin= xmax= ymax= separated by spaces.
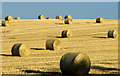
xmin=1 ymin=19 xmax=118 ymax=75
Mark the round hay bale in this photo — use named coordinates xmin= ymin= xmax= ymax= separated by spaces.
xmin=108 ymin=30 xmax=117 ymax=38
xmin=11 ymin=43 xmax=30 ymax=57
xmin=38 ymin=15 xmax=45 ymax=19
xmin=1 ymin=20 xmax=9 ymax=27
xmin=56 ymin=15 xmax=62 ymax=19
xmin=96 ymin=17 xmax=104 ymax=23
xmin=5 ymin=16 xmax=13 ymax=21
xmin=14 ymin=17 xmax=20 ymax=20
xmin=61 ymin=30 xmax=71 ymax=38
xmin=64 ymin=15 xmax=72 ymax=19
xmin=60 ymin=52 xmax=91 ymax=75
xmin=65 ymin=18 xmax=72 ymax=24
xmin=46 ymin=39 xmax=60 ymax=51
xmin=46 ymin=17 xmax=52 ymax=19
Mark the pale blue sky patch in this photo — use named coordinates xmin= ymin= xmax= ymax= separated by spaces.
xmin=1 ymin=0 xmax=120 ymax=2
xmin=2 ymin=2 xmax=118 ymax=19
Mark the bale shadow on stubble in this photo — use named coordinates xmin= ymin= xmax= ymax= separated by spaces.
xmin=86 ymin=22 xmax=90 ymax=23
xmin=0 ymin=54 xmax=13 ymax=56
xmin=92 ymin=36 xmax=108 ymax=38
xmin=22 ymin=70 xmax=63 ymax=76
xmin=21 ymin=70 xmax=119 ymax=76
xmin=91 ymin=65 xmax=118 ymax=71
xmin=30 ymin=48 xmax=45 ymax=50
xmin=55 ymin=36 xmax=63 ymax=38
xmin=55 ymin=23 xmax=64 ymax=25
xmin=47 ymin=36 xmax=63 ymax=38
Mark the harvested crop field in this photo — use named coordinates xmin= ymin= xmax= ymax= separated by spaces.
xmin=1 ymin=19 xmax=119 ymax=75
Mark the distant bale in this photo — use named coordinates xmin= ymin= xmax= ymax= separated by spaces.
xmin=61 ymin=30 xmax=71 ymax=38
xmin=11 ymin=43 xmax=30 ymax=57
xmin=1 ymin=20 xmax=9 ymax=27
xmin=96 ymin=17 xmax=104 ymax=23
xmin=46 ymin=17 xmax=52 ymax=19
xmin=14 ymin=17 xmax=20 ymax=20
xmin=65 ymin=18 xmax=72 ymax=24
xmin=5 ymin=16 xmax=13 ymax=21
xmin=108 ymin=30 xmax=117 ymax=38
xmin=38 ymin=15 xmax=45 ymax=19
xmin=60 ymin=52 xmax=91 ymax=75
xmin=64 ymin=15 xmax=72 ymax=19
xmin=46 ymin=39 xmax=60 ymax=51
xmin=56 ymin=15 xmax=62 ymax=19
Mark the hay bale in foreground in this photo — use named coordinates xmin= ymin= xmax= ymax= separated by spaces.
xmin=5 ymin=16 xmax=13 ymax=21
xmin=108 ymin=30 xmax=117 ymax=38
xmin=60 ymin=52 xmax=91 ymax=75
xmin=56 ymin=15 xmax=62 ymax=19
xmin=64 ymin=15 xmax=72 ymax=19
xmin=61 ymin=30 xmax=71 ymax=38
xmin=65 ymin=18 xmax=72 ymax=24
xmin=1 ymin=20 xmax=9 ymax=27
xmin=46 ymin=39 xmax=60 ymax=51
xmin=96 ymin=17 xmax=104 ymax=23
xmin=46 ymin=17 xmax=52 ymax=19
xmin=14 ymin=17 xmax=20 ymax=20
xmin=38 ymin=15 xmax=45 ymax=19
xmin=11 ymin=43 xmax=30 ymax=57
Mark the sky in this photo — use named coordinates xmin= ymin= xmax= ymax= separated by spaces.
xmin=1 ymin=0 xmax=120 ymax=2
xmin=2 ymin=2 xmax=118 ymax=19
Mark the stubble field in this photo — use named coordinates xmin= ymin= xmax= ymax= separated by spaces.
xmin=1 ymin=19 xmax=118 ymax=75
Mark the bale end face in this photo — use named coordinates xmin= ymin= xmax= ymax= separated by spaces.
xmin=74 ymin=53 xmax=91 ymax=75
xmin=14 ymin=17 xmax=20 ymax=20
xmin=96 ymin=17 xmax=104 ymax=23
xmin=64 ymin=15 xmax=72 ymax=19
xmin=5 ymin=16 xmax=13 ymax=21
xmin=46 ymin=17 xmax=52 ymax=19
xmin=46 ymin=39 xmax=60 ymax=51
xmin=108 ymin=30 xmax=117 ymax=38
xmin=56 ymin=15 xmax=62 ymax=19
xmin=11 ymin=43 xmax=30 ymax=57
xmin=61 ymin=30 xmax=71 ymax=38
xmin=2 ymin=20 xmax=9 ymax=27
xmin=65 ymin=18 xmax=72 ymax=24
xmin=60 ymin=52 xmax=91 ymax=75
xmin=38 ymin=15 xmax=45 ymax=19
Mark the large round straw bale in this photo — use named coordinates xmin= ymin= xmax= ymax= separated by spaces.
xmin=65 ymin=18 xmax=72 ymax=24
xmin=46 ymin=17 xmax=52 ymax=19
xmin=108 ymin=30 xmax=117 ymax=38
xmin=64 ymin=15 xmax=72 ymax=19
xmin=38 ymin=15 xmax=45 ymax=19
xmin=1 ymin=20 xmax=9 ymax=27
xmin=5 ymin=16 xmax=13 ymax=21
xmin=56 ymin=15 xmax=62 ymax=19
xmin=61 ymin=30 xmax=71 ymax=38
xmin=14 ymin=17 xmax=20 ymax=20
xmin=11 ymin=43 xmax=30 ymax=57
xmin=96 ymin=17 xmax=104 ymax=23
xmin=60 ymin=52 xmax=91 ymax=75
xmin=46 ymin=39 xmax=60 ymax=51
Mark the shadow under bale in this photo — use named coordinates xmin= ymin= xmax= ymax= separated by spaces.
xmin=92 ymin=36 xmax=108 ymax=38
xmin=55 ymin=23 xmax=64 ymax=25
xmin=55 ymin=36 xmax=63 ymax=38
xmin=22 ymin=70 xmax=63 ymax=76
xmin=0 ymin=54 xmax=13 ymax=56
xmin=30 ymin=48 xmax=45 ymax=50
xmin=2 ymin=74 xmax=119 ymax=76
xmin=21 ymin=70 xmax=119 ymax=76
xmin=91 ymin=65 xmax=118 ymax=71
xmin=86 ymin=22 xmax=90 ymax=23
